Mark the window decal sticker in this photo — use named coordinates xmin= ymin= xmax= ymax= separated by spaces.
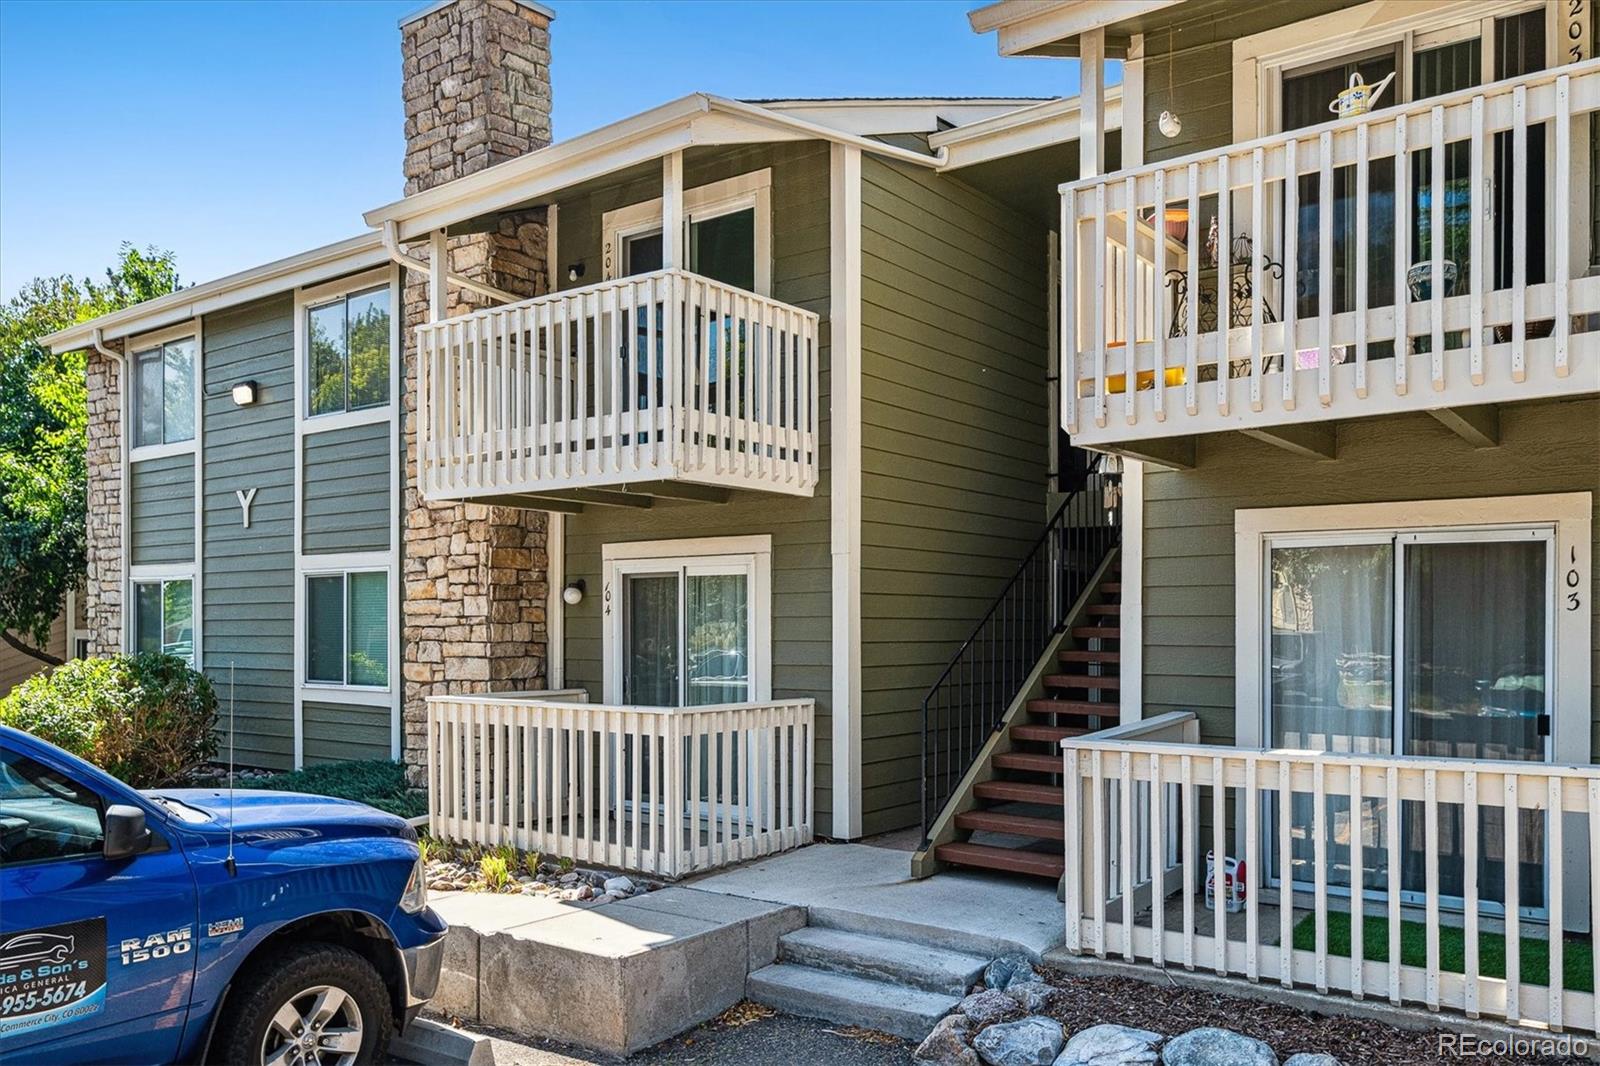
xmin=0 ymin=918 xmax=107 ymax=1038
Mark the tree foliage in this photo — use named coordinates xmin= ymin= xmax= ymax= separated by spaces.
xmin=0 ymin=244 xmax=180 ymax=664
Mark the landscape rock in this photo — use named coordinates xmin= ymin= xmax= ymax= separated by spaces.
xmin=558 ymin=872 xmax=579 ymax=885
xmin=973 ymin=1017 xmax=1065 ymax=1066
xmin=915 ymin=1014 xmax=979 ymax=1066
xmin=984 ymin=954 xmax=1039 ymax=991
xmin=1056 ymin=1024 xmax=1163 ymax=1065
xmin=1162 ymin=1028 xmax=1276 ymax=1066
xmin=957 ymin=989 xmax=1024 ymax=1030
xmin=1282 ymin=1056 xmax=1341 ymax=1066
xmin=603 ymin=875 xmax=636 ymax=897
xmin=1004 ymin=980 xmax=1055 ymax=1012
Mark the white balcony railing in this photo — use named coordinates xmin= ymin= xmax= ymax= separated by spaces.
xmin=425 ymin=693 xmax=815 ymax=879
xmin=1062 ymin=61 xmax=1600 ymax=446
xmin=417 ymin=269 xmax=820 ymax=501
xmin=1062 ymin=715 xmax=1600 ymax=1034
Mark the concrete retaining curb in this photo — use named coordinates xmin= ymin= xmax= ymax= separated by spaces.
xmin=392 ymin=1016 xmax=494 ymax=1066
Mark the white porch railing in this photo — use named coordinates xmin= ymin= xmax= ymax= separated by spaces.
xmin=1062 ymin=716 xmax=1600 ymax=1033
xmin=417 ymin=268 xmax=820 ymax=501
xmin=1061 ymin=60 xmax=1600 ymax=446
xmin=425 ymin=694 xmax=815 ymax=879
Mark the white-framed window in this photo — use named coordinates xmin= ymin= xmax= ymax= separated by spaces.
xmin=601 ymin=536 xmax=772 ymax=706
xmin=131 ymin=574 xmax=195 ymax=666
xmin=601 ymin=169 xmax=772 ymax=295
xmin=304 ymin=284 xmax=391 ymax=418
xmin=130 ymin=331 xmax=196 ymax=453
xmin=303 ymin=568 xmax=391 ymax=690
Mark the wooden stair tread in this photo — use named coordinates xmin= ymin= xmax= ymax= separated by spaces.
xmin=1059 ymin=649 xmax=1121 ymax=664
xmin=1086 ymin=603 xmax=1121 ymax=615
xmin=955 ymin=810 xmax=1065 ymax=841
xmin=1044 ymin=673 xmax=1119 ymax=689
xmin=1010 ymin=723 xmax=1089 ymax=743
xmin=936 ymin=841 xmax=1065 ymax=878
xmin=1099 ymin=582 xmax=1122 ymax=593
xmin=1070 ymin=626 xmax=1121 ymax=639
xmin=974 ymin=780 xmax=1062 ymax=805
xmin=993 ymin=751 xmax=1063 ymax=773
xmin=1027 ymin=699 xmax=1120 ymax=718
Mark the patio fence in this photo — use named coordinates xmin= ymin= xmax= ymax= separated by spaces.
xmin=426 ymin=693 xmax=814 ymax=879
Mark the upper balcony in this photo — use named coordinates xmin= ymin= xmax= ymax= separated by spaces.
xmin=416 ymin=268 xmax=819 ymax=508
xmin=1061 ymin=60 xmax=1600 ymax=457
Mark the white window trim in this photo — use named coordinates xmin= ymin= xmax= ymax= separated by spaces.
xmin=600 ymin=168 xmax=773 ymax=295
xmin=600 ymin=535 xmax=773 ymax=706
xmin=294 ymin=267 xmax=395 ymax=428
xmin=292 ymin=266 xmax=403 ymax=763
xmin=1231 ymin=0 xmax=1550 ymax=142
xmin=298 ymin=553 xmax=397 ymax=706
xmin=127 ymin=566 xmax=198 ymax=666
xmin=127 ymin=320 xmax=200 ymax=462
xmin=1234 ymin=493 xmax=1593 ymax=765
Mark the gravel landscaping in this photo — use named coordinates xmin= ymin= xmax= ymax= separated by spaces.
xmin=910 ymin=955 xmax=1593 ymax=1065
xmin=422 ymin=839 xmax=665 ymax=905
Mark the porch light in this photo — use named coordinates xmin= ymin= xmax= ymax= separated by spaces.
xmin=562 ymin=579 xmax=585 ymax=606
xmin=231 ymin=380 xmax=258 ymax=406
xmin=567 ymin=262 xmax=586 ymax=283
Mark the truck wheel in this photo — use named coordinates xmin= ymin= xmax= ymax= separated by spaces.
xmin=211 ymin=942 xmax=392 ymax=1066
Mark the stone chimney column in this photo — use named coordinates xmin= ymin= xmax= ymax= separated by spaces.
xmin=84 ymin=347 xmax=123 ymax=657
xmin=398 ymin=0 xmax=556 ymax=783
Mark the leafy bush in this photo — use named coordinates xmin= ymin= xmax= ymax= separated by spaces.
xmin=232 ymin=759 xmax=425 ymax=819
xmin=0 ymin=653 xmax=216 ymax=786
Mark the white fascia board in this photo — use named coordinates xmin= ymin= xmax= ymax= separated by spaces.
xmin=365 ymin=94 xmax=945 ymax=244
xmin=932 ymin=86 xmax=1123 ymax=169
xmin=44 ymin=232 xmax=387 ymax=353
xmin=970 ymin=0 xmax=1182 ymax=56
xmin=761 ymin=98 xmax=1049 ymax=137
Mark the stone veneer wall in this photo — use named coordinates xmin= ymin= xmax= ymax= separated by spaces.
xmin=84 ymin=347 xmax=123 ymax=657
xmin=399 ymin=0 xmax=556 ymax=782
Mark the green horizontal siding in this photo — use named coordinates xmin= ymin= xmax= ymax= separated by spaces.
xmin=557 ymin=142 xmax=835 ymax=828
xmin=201 ymin=294 xmax=296 ymax=770
xmin=302 ymin=700 xmax=392 ymax=764
xmin=857 ymin=156 xmax=1049 ymax=836
xmin=129 ymin=454 xmax=195 ymax=565
xmin=1142 ymin=399 xmax=1600 ymax=749
xmin=303 ymin=421 xmax=392 ymax=554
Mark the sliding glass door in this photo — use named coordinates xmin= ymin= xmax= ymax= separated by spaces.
xmin=1266 ymin=527 xmax=1554 ymax=915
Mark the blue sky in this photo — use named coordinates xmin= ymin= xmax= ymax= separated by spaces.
xmin=0 ymin=0 xmax=1100 ymax=296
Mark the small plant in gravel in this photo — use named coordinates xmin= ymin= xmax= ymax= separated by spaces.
xmin=522 ymin=851 xmax=542 ymax=878
xmin=557 ymin=855 xmax=575 ymax=875
xmin=416 ymin=837 xmax=432 ymax=865
xmin=479 ymin=854 xmax=510 ymax=891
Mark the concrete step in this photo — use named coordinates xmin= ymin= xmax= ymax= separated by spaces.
xmin=777 ymin=926 xmax=986 ymax=997
xmin=746 ymin=962 xmax=958 ymax=1040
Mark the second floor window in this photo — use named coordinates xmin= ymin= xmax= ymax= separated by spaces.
xmin=308 ymin=286 xmax=390 ymax=417
xmin=132 ymin=338 xmax=195 ymax=448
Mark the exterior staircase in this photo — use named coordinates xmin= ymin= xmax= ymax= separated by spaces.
xmin=931 ymin=565 xmax=1121 ymax=879
xmin=747 ymin=923 xmax=990 ymax=1039
xmin=914 ymin=459 xmax=1122 ymax=882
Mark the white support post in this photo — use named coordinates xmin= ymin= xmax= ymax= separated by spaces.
xmin=1123 ymin=34 xmax=1146 ymax=169
xmin=428 ymin=229 xmax=449 ymax=323
xmin=1081 ymin=27 xmax=1106 ymax=180
xmin=663 ymin=151 xmax=684 ymax=271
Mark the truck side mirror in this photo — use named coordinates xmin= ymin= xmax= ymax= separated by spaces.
xmin=103 ymin=804 xmax=152 ymax=861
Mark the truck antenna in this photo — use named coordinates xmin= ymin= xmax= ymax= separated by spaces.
xmin=225 ymin=661 xmax=237 ymax=876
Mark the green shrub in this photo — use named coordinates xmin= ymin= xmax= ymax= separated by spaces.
xmin=234 ymin=759 xmax=425 ymax=819
xmin=0 ymin=653 xmax=216 ymax=786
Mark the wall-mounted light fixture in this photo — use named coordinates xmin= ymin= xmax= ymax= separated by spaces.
xmin=567 ymin=262 xmax=586 ymax=283
xmin=231 ymin=380 xmax=259 ymax=406
xmin=562 ymin=579 xmax=586 ymax=606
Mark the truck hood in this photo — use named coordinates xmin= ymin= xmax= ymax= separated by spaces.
xmin=145 ymin=788 xmax=415 ymax=843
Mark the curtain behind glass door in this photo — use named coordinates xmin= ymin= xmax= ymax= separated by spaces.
xmin=624 ymin=574 xmax=679 ymax=706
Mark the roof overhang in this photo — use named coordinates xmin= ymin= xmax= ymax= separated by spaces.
xmin=968 ymin=0 xmax=1184 ymax=57
xmin=930 ymin=85 xmax=1121 ymax=169
xmin=363 ymin=93 xmax=946 ymax=243
xmin=42 ymin=232 xmax=388 ymax=354
xmin=758 ymin=98 xmax=1050 ymax=137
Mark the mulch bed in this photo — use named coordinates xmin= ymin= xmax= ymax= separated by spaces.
xmin=1038 ymin=968 xmax=1590 ymax=1065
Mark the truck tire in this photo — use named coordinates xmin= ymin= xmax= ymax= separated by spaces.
xmin=210 ymin=942 xmax=393 ymax=1066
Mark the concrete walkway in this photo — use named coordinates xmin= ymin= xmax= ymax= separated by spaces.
xmin=686 ymin=841 xmax=1063 ymax=959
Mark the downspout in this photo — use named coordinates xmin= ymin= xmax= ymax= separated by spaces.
xmin=380 ymin=220 xmax=522 ymax=304
xmin=91 ymin=328 xmax=130 ymax=659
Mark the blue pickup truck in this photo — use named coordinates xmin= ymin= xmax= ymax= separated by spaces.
xmin=0 ymin=724 xmax=446 ymax=1065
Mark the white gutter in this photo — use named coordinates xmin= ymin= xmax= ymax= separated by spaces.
xmin=90 ymin=327 xmax=122 ymax=365
xmin=379 ymin=220 xmax=520 ymax=305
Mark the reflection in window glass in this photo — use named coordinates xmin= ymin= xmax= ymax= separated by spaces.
xmin=0 ymin=750 xmax=105 ymax=866
xmin=347 ymin=572 xmax=388 ymax=687
xmin=136 ymin=350 xmax=164 ymax=447
xmin=307 ymin=287 xmax=389 ymax=416
xmin=308 ymin=302 xmax=347 ymax=416
xmin=305 ymin=571 xmax=388 ymax=687
xmin=133 ymin=578 xmax=193 ymax=665
xmin=687 ymin=573 xmax=748 ymax=705
xmin=132 ymin=340 xmax=195 ymax=447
